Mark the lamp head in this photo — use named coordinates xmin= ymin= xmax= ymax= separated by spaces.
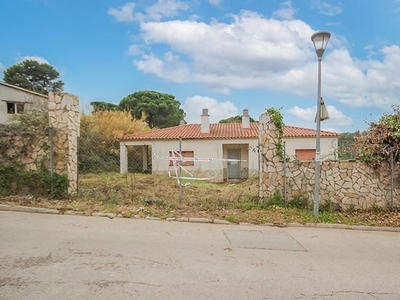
xmin=311 ymin=31 xmax=331 ymax=59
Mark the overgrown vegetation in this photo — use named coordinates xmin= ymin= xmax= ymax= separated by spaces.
xmin=7 ymin=107 xmax=49 ymax=134
xmin=355 ymin=105 xmax=400 ymax=168
xmin=3 ymin=173 xmax=399 ymax=227
xmin=338 ymin=132 xmax=356 ymax=160
xmin=0 ymin=166 xmax=68 ymax=198
xmin=0 ymin=109 xmax=68 ymax=198
xmin=78 ymin=110 xmax=150 ymax=173
xmin=266 ymin=107 xmax=284 ymax=159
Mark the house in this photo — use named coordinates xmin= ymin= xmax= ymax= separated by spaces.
xmin=119 ymin=109 xmax=339 ymax=181
xmin=0 ymin=81 xmax=48 ymax=124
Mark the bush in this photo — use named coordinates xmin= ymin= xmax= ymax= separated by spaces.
xmin=78 ymin=110 xmax=150 ymax=173
xmin=0 ymin=166 xmax=18 ymax=196
xmin=0 ymin=166 xmax=68 ymax=198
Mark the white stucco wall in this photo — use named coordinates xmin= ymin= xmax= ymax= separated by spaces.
xmin=121 ymin=138 xmax=259 ymax=179
xmin=121 ymin=136 xmax=338 ymax=178
xmin=0 ymin=83 xmax=48 ymax=124
xmin=283 ymin=136 xmax=338 ymax=160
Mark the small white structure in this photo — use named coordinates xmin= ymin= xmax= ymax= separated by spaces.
xmin=0 ymin=81 xmax=48 ymax=124
xmin=120 ymin=109 xmax=339 ymax=181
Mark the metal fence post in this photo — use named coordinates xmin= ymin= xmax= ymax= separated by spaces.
xmin=49 ymin=126 xmax=54 ymax=199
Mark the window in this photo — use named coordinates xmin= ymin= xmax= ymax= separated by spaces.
xmin=295 ymin=149 xmax=316 ymax=160
xmin=169 ymin=151 xmax=194 ymax=166
xmin=7 ymin=102 xmax=25 ymax=114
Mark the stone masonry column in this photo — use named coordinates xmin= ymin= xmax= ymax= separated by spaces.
xmin=258 ymin=113 xmax=284 ymax=199
xmin=48 ymin=92 xmax=80 ymax=194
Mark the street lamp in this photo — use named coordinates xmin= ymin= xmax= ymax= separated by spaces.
xmin=311 ymin=31 xmax=331 ymax=218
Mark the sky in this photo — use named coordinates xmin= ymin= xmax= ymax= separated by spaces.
xmin=1 ymin=0 xmax=399 ymax=133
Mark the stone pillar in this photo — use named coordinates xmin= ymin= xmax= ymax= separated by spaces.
xmin=258 ymin=113 xmax=284 ymax=199
xmin=120 ymin=143 xmax=128 ymax=174
xmin=48 ymin=92 xmax=80 ymax=194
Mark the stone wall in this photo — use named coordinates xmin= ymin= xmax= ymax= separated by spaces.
xmin=0 ymin=129 xmax=50 ymax=171
xmin=48 ymin=92 xmax=80 ymax=194
xmin=259 ymin=113 xmax=400 ymax=210
xmin=0 ymin=92 xmax=80 ymax=195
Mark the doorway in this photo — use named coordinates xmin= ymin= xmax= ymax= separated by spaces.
xmin=227 ymin=149 xmax=241 ymax=179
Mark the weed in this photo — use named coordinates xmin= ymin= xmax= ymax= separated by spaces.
xmin=319 ymin=198 xmax=341 ymax=212
xmin=347 ymin=204 xmax=356 ymax=213
xmin=267 ymin=190 xmax=285 ymax=207
xmin=224 ymin=215 xmax=239 ymax=224
xmin=370 ymin=203 xmax=386 ymax=214
xmin=288 ymin=195 xmax=308 ymax=209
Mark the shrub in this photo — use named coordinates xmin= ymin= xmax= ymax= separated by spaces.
xmin=79 ymin=110 xmax=150 ymax=173
xmin=0 ymin=166 xmax=67 ymax=198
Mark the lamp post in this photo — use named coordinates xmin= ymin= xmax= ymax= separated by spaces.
xmin=311 ymin=31 xmax=331 ymax=218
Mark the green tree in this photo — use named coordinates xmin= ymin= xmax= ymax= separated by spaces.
xmin=119 ymin=90 xmax=185 ymax=128
xmin=3 ymin=60 xmax=64 ymax=95
xmin=90 ymin=101 xmax=119 ymax=112
xmin=355 ymin=105 xmax=400 ymax=167
xmin=219 ymin=115 xmax=256 ymax=123
xmin=338 ymin=132 xmax=356 ymax=160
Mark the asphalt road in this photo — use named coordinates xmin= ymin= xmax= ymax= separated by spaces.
xmin=1 ymin=211 xmax=400 ymax=300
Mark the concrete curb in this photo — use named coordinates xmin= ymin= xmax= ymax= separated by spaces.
xmin=1 ymin=204 xmax=400 ymax=232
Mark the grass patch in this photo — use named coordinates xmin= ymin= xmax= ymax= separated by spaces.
xmin=2 ymin=173 xmax=400 ymax=227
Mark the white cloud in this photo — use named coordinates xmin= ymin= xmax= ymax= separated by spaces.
xmin=127 ymin=44 xmax=142 ymax=56
xmin=135 ymin=52 xmax=190 ymax=82
xmin=182 ymin=95 xmax=238 ymax=123
xmin=108 ymin=2 xmax=136 ymax=22
xmin=208 ymin=0 xmax=221 ymax=6
xmin=287 ymin=105 xmax=353 ymax=126
xmin=109 ymin=1 xmax=189 ymax=23
xmin=287 ymin=106 xmax=315 ymax=121
xmin=129 ymin=10 xmax=400 ymax=110
xmin=136 ymin=11 xmax=314 ymax=91
xmin=310 ymin=0 xmax=343 ymax=16
xmin=273 ymin=0 xmax=296 ymax=20
xmin=146 ymin=0 xmax=189 ymax=21
xmin=323 ymin=45 xmax=400 ymax=108
xmin=18 ymin=55 xmax=49 ymax=64
xmin=0 ymin=62 xmax=5 ymax=72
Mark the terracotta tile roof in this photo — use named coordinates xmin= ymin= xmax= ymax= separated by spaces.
xmin=284 ymin=125 xmax=339 ymax=138
xmin=121 ymin=123 xmax=339 ymax=141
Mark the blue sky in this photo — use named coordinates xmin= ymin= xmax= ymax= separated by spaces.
xmin=1 ymin=0 xmax=400 ymax=132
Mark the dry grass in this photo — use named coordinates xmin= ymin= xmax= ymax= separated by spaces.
xmin=2 ymin=172 xmax=400 ymax=227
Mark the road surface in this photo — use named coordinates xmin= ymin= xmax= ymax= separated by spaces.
xmin=1 ymin=211 xmax=400 ymax=299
